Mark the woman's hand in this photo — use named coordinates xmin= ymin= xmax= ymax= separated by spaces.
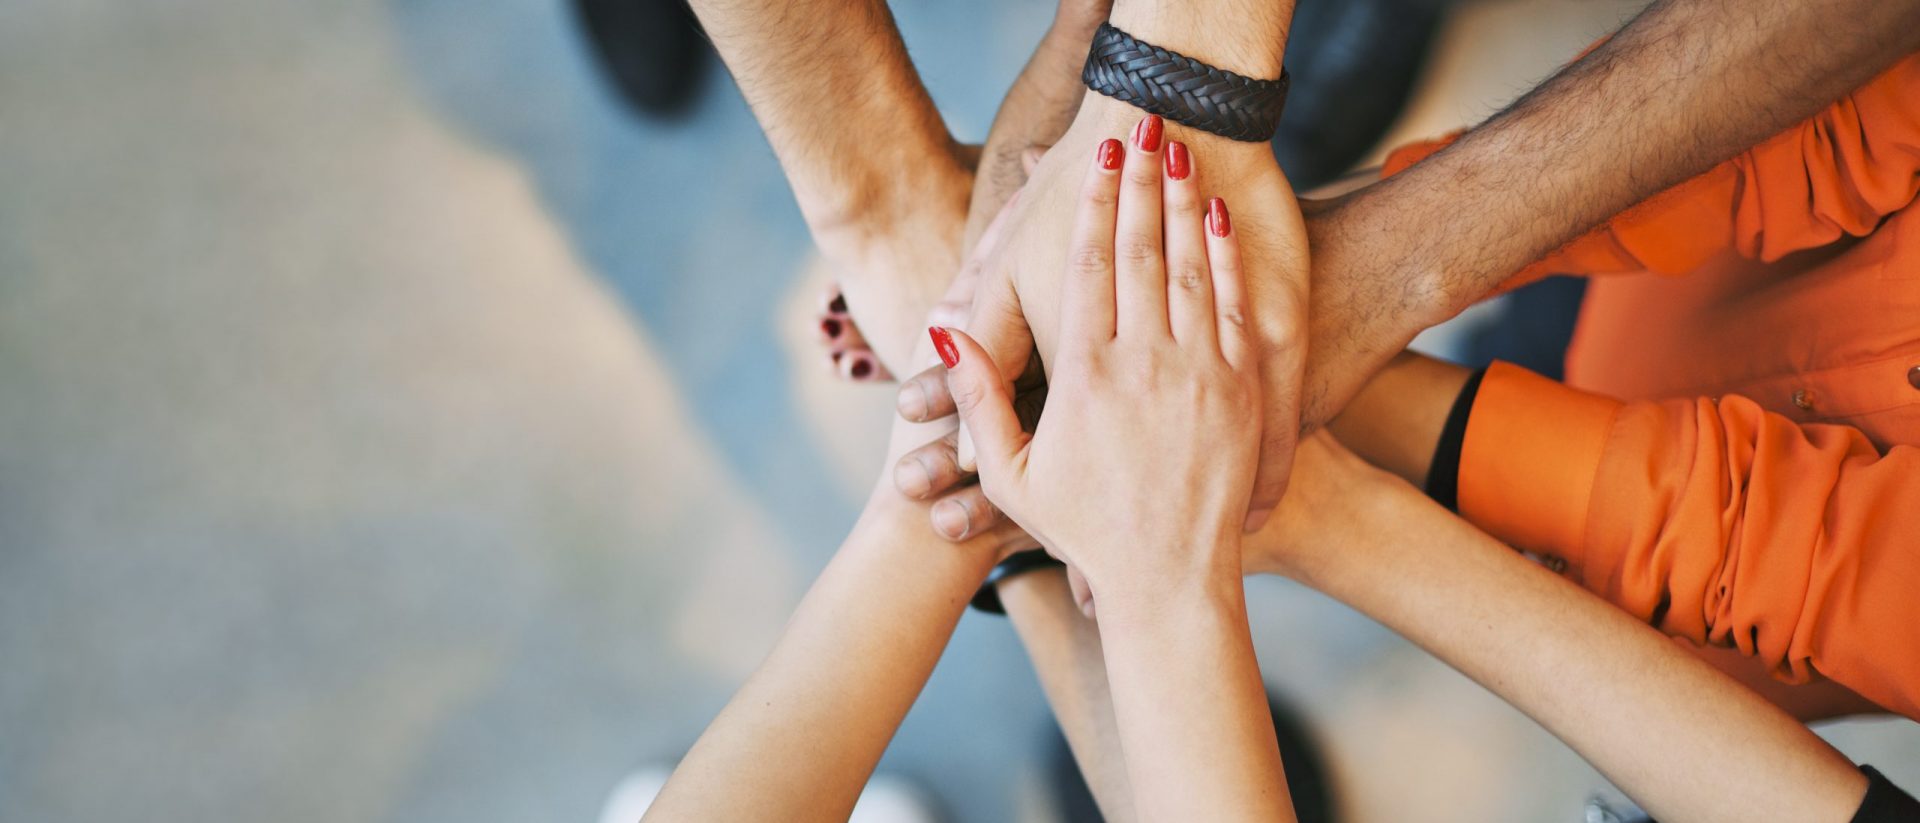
xmin=935 ymin=119 xmax=1264 ymax=604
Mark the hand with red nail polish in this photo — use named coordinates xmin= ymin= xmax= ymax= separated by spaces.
xmin=933 ymin=130 xmax=1291 ymax=822
xmin=895 ymin=103 xmax=1310 ymax=542
xmin=935 ymin=133 xmax=1262 ymax=609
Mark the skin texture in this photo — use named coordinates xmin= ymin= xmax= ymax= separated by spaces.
xmin=896 ymin=0 xmax=1920 ymax=540
xmin=687 ymin=0 xmax=972 ymax=375
xmin=1241 ymin=434 xmax=1872 ymax=823
xmin=942 ymin=132 xmax=1291 ymax=821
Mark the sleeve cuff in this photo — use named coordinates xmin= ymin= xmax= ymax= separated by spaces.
xmin=1457 ymin=362 xmax=1621 ymax=564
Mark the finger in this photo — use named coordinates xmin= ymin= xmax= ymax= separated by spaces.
xmin=897 ymin=364 xmax=956 ymax=422
xmin=892 ymin=428 xmax=964 ymax=500
xmin=1205 ymin=197 xmax=1251 ymax=369
xmin=820 ymin=285 xmax=849 ymax=316
xmin=955 ymin=267 xmax=1033 ymax=473
xmin=1162 ymin=141 xmax=1216 ymax=348
xmin=837 ymin=349 xmax=887 ymax=381
xmin=929 ymin=484 xmax=1010 ymax=542
xmin=1066 ymin=565 xmax=1096 ymax=618
xmin=1058 ymin=137 xmax=1124 ymax=350
xmin=1114 ymin=114 xmax=1169 ymax=338
xmin=1245 ymin=331 xmax=1305 ymax=533
xmin=935 ymin=326 xmax=1025 ymax=483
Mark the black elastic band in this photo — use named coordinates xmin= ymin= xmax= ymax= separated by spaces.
xmin=971 ymin=549 xmax=1066 ymax=615
xmin=1424 ymin=368 xmax=1487 ymax=512
xmin=1853 ymin=765 xmax=1920 ymax=822
xmin=1082 ymin=23 xmax=1290 ymax=143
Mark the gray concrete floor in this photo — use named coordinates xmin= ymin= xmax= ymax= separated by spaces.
xmin=2 ymin=1 xmax=1914 ymax=822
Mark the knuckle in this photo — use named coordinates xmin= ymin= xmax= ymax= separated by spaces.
xmin=1219 ymin=306 xmax=1250 ymax=329
xmin=1069 ymin=245 xmax=1112 ymax=277
xmin=1117 ymin=237 xmax=1161 ymax=267
xmin=1170 ymin=263 xmax=1207 ymax=292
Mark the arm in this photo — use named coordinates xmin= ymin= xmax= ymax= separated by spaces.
xmin=1332 ymin=355 xmax=1920 ymax=722
xmin=942 ymin=130 xmax=1291 ymax=819
xmin=1302 ymin=0 xmax=1920 ymax=423
xmin=998 ymin=570 xmax=1137 ymax=823
xmin=1250 ymin=435 xmax=1873 ymax=823
xmin=688 ymin=0 xmax=970 ymax=373
xmin=961 ymin=1 xmax=1112 ymax=249
xmin=643 ymin=489 xmax=1003 ymax=822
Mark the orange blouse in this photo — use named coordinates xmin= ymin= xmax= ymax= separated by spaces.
xmin=1387 ymin=54 xmax=1920 ymax=719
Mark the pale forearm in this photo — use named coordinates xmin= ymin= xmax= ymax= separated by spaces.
xmin=999 ymin=569 xmax=1137 ymax=823
xmin=688 ymin=0 xmax=965 ymax=246
xmin=1098 ymin=580 xmax=1291 ymax=822
xmin=646 ymin=496 xmax=995 ymax=822
xmin=1294 ymin=481 xmax=1866 ymax=823
xmin=1305 ymin=0 xmax=1920 ymax=422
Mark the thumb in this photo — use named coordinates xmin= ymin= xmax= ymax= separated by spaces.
xmin=931 ymin=326 xmax=1023 ymax=483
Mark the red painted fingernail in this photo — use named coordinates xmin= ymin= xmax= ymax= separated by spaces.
xmin=1165 ymin=141 xmax=1190 ymax=180
xmin=821 ymin=318 xmax=842 ymax=338
xmin=929 ymin=326 xmax=959 ymax=368
xmin=1208 ymin=197 xmax=1231 ymax=237
xmin=850 ymin=357 xmax=873 ymax=379
xmin=827 ymin=293 xmax=847 ymax=313
xmin=1132 ymin=115 xmax=1163 ymax=152
xmin=1096 ymin=138 xmax=1123 ymax=171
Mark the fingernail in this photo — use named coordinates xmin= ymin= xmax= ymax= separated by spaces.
xmin=933 ymin=499 xmax=972 ymax=540
xmin=1208 ymin=197 xmax=1231 ymax=237
xmin=1132 ymin=114 xmax=1163 ymax=152
xmin=1165 ymin=141 xmax=1190 ymax=180
xmin=929 ymin=326 xmax=959 ymax=369
xmin=821 ymin=318 xmax=842 ymax=338
xmin=850 ymin=356 xmax=873 ymax=379
xmin=827 ymin=293 xmax=847 ymax=313
xmin=896 ymin=382 xmax=929 ymax=420
xmin=894 ymin=457 xmax=932 ymax=498
xmin=1096 ymin=138 xmax=1123 ymax=171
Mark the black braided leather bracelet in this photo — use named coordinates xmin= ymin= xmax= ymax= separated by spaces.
xmin=1082 ymin=22 xmax=1290 ymax=143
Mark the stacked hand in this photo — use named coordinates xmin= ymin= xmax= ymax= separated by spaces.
xmin=896 ymin=99 xmax=1310 ymax=542
xmin=934 ymin=122 xmax=1263 ymax=604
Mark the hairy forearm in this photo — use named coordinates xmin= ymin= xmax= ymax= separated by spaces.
xmin=999 ymin=569 xmax=1138 ymax=823
xmin=1098 ymin=576 xmax=1291 ymax=821
xmin=1294 ymin=481 xmax=1866 ymax=823
xmin=646 ymin=495 xmax=995 ymax=822
xmin=688 ymin=0 xmax=966 ymax=246
xmin=964 ymin=3 xmax=1111 ymax=247
xmin=1306 ymin=0 xmax=1920 ymax=421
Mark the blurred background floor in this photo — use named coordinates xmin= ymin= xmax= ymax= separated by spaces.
xmin=1 ymin=1 xmax=1914 ymax=821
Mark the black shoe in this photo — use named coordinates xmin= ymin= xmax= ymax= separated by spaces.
xmin=571 ymin=0 xmax=711 ymax=119
xmin=1273 ymin=0 xmax=1449 ymax=189
xmin=1046 ymin=688 xmax=1338 ymax=822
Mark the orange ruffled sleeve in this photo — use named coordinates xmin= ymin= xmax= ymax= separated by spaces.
xmin=1381 ymin=53 xmax=1920 ymax=289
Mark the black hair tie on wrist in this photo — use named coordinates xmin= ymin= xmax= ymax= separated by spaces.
xmin=970 ymin=549 xmax=1066 ymax=615
xmin=1082 ymin=22 xmax=1290 ymax=143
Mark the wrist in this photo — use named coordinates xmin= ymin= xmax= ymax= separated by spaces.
xmin=1106 ymin=0 xmax=1289 ymax=79
xmin=1092 ymin=565 xmax=1245 ymax=631
xmin=806 ymin=140 xmax=971 ymax=268
xmin=1068 ymin=533 xmax=1243 ymax=612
